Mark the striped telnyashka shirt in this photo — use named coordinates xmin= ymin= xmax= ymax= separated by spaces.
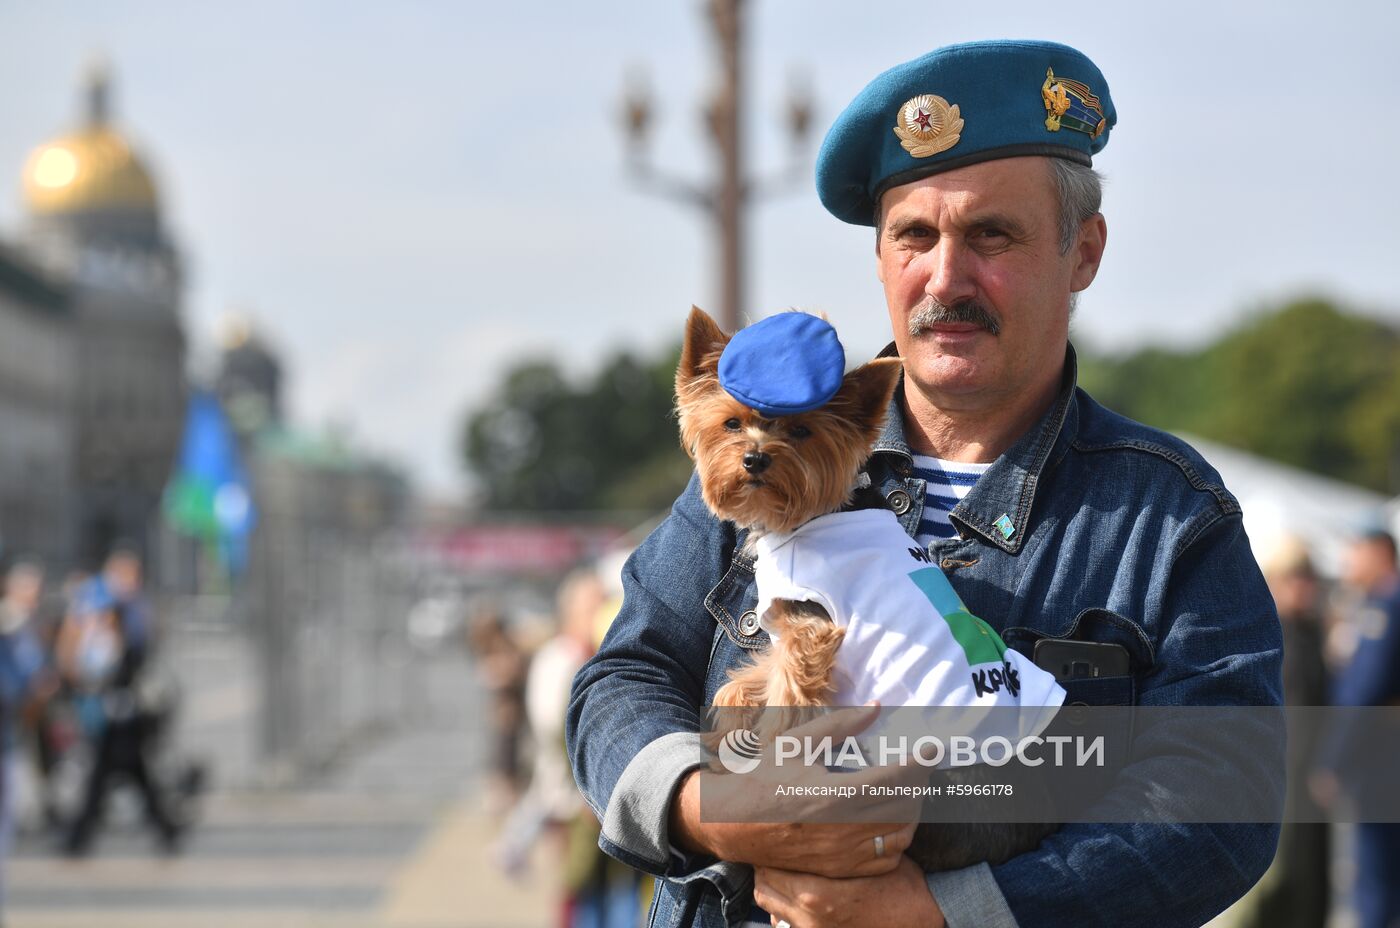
xmin=910 ymin=454 xmax=991 ymax=547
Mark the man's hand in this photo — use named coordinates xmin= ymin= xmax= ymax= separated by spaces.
xmin=754 ymin=855 xmax=945 ymax=928
xmin=670 ymin=703 xmax=922 ymax=877
xmin=673 ymin=771 xmax=917 ymax=877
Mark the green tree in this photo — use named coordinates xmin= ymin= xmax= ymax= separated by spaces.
xmin=1081 ymin=297 xmax=1400 ymax=493
xmin=462 ymin=348 xmax=693 ymax=513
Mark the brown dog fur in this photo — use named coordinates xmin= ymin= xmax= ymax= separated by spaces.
xmin=676 ymin=306 xmax=899 ymax=723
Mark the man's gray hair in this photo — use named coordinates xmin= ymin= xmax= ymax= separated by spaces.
xmin=1049 ymin=158 xmax=1103 ymax=254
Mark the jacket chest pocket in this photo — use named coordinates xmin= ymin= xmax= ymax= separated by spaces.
xmin=1003 ymin=607 xmax=1153 ymax=707
xmin=1013 ymin=610 xmax=1148 ymax=809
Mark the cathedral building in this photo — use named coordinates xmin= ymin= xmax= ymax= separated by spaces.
xmin=0 ymin=242 xmax=77 ymax=566
xmin=5 ymin=62 xmax=404 ymax=582
xmin=14 ymin=62 xmax=187 ymax=568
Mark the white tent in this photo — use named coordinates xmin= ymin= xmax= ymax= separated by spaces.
xmin=1184 ymin=434 xmax=1394 ymax=579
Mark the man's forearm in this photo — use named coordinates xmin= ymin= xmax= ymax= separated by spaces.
xmin=590 ymin=731 xmax=714 ymax=875
xmin=669 ymin=769 xmax=721 ymax=858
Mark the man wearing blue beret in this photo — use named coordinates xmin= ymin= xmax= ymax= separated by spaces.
xmin=569 ymin=39 xmax=1283 ymax=928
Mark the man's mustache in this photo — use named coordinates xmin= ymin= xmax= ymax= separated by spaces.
xmin=908 ymin=297 xmax=1001 ymax=336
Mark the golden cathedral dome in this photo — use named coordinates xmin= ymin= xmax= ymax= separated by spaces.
xmin=20 ymin=63 xmax=160 ymax=216
xmin=23 ymin=128 xmax=159 ymax=214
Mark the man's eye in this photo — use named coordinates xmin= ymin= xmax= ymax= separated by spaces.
xmin=790 ymin=424 xmax=812 ymax=439
xmin=724 ymin=418 xmax=741 ymax=431
xmin=978 ymin=228 xmax=1007 ymax=239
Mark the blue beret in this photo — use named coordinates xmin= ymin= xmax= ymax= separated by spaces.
xmin=817 ymin=39 xmax=1116 ymax=226
xmin=718 ymin=313 xmax=845 ymax=417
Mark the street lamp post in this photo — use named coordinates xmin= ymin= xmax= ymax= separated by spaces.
xmin=621 ymin=0 xmax=812 ymax=333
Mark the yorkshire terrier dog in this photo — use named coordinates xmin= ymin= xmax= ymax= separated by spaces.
xmin=676 ymin=307 xmax=899 ymax=714
xmin=676 ymin=306 xmax=1057 ymax=871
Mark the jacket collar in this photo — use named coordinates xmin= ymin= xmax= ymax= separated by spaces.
xmin=871 ymin=342 xmax=1081 ymax=554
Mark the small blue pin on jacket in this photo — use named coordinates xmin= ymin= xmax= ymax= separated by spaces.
xmin=717 ymin=313 xmax=846 ymax=417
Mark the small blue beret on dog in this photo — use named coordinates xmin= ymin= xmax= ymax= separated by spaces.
xmin=718 ymin=313 xmax=845 ymax=417
xmin=817 ymin=39 xmax=1116 ymax=226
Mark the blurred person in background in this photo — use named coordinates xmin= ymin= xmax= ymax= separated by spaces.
xmin=1264 ymin=537 xmax=1330 ymax=708
xmin=467 ymin=604 xmax=529 ymax=811
xmin=56 ymin=579 xmax=183 ymax=856
xmin=497 ymin=566 xmax=643 ymax=928
xmin=0 ymin=559 xmax=56 ymax=916
xmin=1221 ymin=535 xmax=1330 ymax=928
xmin=84 ymin=545 xmax=153 ymax=660
xmin=496 ymin=568 xmax=604 ymax=878
xmin=30 ymin=569 xmax=92 ymax=830
xmin=553 ymin=568 xmax=644 ymax=928
xmin=1314 ymin=528 xmax=1400 ymax=928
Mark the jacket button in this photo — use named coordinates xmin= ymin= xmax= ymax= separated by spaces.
xmin=886 ymin=489 xmax=912 ymax=515
xmin=739 ymin=611 xmax=760 ymax=636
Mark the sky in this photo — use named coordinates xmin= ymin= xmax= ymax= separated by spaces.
xmin=1 ymin=1 xmax=1396 ymax=496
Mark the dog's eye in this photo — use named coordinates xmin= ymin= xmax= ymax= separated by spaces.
xmin=724 ymin=418 xmax=741 ymax=431
xmin=790 ymin=424 xmax=812 ymax=439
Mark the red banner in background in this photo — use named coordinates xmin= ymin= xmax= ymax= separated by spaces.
xmin=417 ymin=524 xmax=627 ymax=574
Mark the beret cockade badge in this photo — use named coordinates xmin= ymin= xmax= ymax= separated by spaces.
xmin=892 ymin=94 xmax=964 ymax=158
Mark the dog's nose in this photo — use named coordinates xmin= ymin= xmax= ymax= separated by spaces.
xmin=742 ymin=450 xmax=771 ymax=474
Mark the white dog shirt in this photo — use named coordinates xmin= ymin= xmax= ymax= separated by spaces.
xmin=753 ymin=508 xmax=1064 ymax=736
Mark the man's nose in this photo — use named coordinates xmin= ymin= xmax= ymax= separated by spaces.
xmin=922 ymin=239 xmax=977 ymax=306
xmin=742 ymin=450 xmax=772 ymax=474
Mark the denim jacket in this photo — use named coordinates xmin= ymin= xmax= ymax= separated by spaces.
xmin=567 ymin=346 xmax=1283 ymax=928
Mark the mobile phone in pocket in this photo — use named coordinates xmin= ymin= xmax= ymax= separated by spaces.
xmin=1033 ymin=639 xmax=1131 ymax=683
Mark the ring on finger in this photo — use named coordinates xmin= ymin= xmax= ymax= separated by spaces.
xmin=873 ymin=833 xmax=886 ymax=858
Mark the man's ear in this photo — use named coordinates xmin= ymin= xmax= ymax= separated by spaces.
xmin=677 ymin=306 xmax=729 ymax=391
xmin=1069 ymin=214 xmax=1107 ymax=293
xmin=831 ymin=358 xmax=902 ymax=430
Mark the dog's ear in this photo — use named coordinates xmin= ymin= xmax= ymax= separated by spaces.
xmin=676 ymin=307 xmax=731 ymax=461
xmin=830 ymin=358 xmax=902 ymax=432
xmin=677 ymin=306 xmax=729 ymax=391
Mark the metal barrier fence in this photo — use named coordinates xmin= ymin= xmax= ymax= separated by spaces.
xmin=152 ymin=501 xmax=635 ymax=790
xmin=246 ymin=511 xmax=420 ymax=785
xmin=154 ymin=521 xmax=424 ymax=788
